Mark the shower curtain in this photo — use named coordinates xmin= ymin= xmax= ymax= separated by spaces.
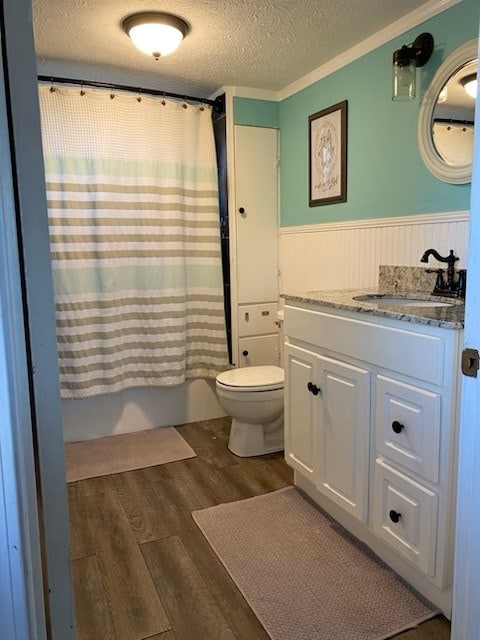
xmin=39 ymin=85 xmax=229 ymax=399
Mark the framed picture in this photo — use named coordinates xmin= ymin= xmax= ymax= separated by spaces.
xmin=309 ymin=100 xmax=347 ymax=206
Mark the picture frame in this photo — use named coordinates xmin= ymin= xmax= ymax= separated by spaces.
xmin=308 ymin=100 xmax=347 ymax=206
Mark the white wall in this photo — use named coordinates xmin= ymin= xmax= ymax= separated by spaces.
xmin=279 ymin=211 xmax=469 ymax=295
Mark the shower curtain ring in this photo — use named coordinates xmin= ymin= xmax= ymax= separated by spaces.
xmin=80 ymin=81 xmax=85 ymax=96
xmin=49 ymin=77 xmax=56 ymax=93
xmin=137 ymin=88 xmax=142 ymax=103
xmin=110 ymin=85 xmax=115 ymax=99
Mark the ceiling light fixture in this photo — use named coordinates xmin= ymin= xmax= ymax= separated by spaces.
xmin=123 ymin=12 xmax=189 ymax=60
xmin=461 ymin=73 xmax=477 ymax=99
xmin=392 ymin=33 xmax=434 ymax=102
xmin=437 ymin=85 xmax=448 ymax=104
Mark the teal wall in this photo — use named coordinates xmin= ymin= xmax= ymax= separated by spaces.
xmin=233 ymin=97 xmax=280 ymax=128
xmin=279 ymin=0 xmax=479 ymax=227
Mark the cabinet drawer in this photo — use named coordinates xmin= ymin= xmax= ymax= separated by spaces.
xmin=238 ymin=303 xmax=278 ymax=337
xmin=373 ymin=459 xmax=438 ymax=577
xmin=376 ymin=376 xmax=441 ymax=483
xmin=284 ymin=305 xmax=444 ymax=385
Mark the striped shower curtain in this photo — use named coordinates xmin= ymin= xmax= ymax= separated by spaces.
xmin=39 ymin=85 xmax=229 ymax=399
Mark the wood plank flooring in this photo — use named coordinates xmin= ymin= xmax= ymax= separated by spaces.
xmin=68 ymin=417 xmax=451 ymax=640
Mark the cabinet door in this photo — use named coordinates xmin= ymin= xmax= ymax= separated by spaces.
xmin=238 ymin=335 xmax=280 ymax=367
xmin=316 ymin=354 xmax=370 ymax=522
xmin=234 ymin=125 xmax=278 ymax=304
xmin=284 ymin=344 xmax=318 ymax=480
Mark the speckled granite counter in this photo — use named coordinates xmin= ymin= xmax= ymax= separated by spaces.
xmin=282 ymin=288 xmax=465 ymax=330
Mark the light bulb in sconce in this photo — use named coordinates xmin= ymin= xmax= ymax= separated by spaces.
xmin=392 ymin=46 xmax=416 ymax=101
xmin=392 ymin=33 xmax=434 ymax=101
xmin=461 ymin=73 xmax=477 ymax=99
xmin=123 ymin=13 xmax=189 ymax=59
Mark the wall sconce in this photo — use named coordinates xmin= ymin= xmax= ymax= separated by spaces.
xmin=461 ymin=73 xmax=477 ymax=99
xmin=392 ymin=33 xmax=434 ymax=101
xmin=123 ymin=12 xmax=189 ymax=60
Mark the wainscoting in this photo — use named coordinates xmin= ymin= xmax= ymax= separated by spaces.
xmin=278 ymin=211 xmax=469 ymax=294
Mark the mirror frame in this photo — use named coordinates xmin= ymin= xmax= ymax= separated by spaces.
xmin=418 ymin=38 xmax=478 ymax=184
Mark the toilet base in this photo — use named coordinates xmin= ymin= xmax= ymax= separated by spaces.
xmin=228 ymin=415 xmax=284 ymax=457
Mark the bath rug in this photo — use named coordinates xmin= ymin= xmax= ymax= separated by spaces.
xmin=65 ymin=427 xmax=195 ymax=482
xmin=192 ymin=486 xmax=439 ymax=640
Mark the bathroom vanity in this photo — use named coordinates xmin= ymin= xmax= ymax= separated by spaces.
xmin=282 ymin=286 xmax=464 ymax=616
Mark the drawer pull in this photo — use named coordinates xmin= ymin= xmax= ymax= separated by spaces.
xmin=307 ymin=382 xmax=320 ymax=396
xmin=389 ymin=509 xmax=402 ymax=524
xmin=242 ymin=350 xmax=249 ymax=356
xmin=391 ymin=420 xmax=405 ymax=434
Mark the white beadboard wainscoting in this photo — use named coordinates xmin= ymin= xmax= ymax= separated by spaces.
xmin=279 ymin=211 xmax=470 ymax=295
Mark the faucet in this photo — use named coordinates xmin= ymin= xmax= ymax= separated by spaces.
xmin=420 ymin=248 xmax=466 ymax=298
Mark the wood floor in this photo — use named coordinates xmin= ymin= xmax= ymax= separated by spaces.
xmin=68 ymin=417 xmax=451 ymax=640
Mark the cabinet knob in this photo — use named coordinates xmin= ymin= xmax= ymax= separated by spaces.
xmin=389 ymin=509 xmax=401 ymax=523
xmin=242 ymin=350 xmax=249 ymax=356
xmin=307 ymin=381 xmax=320 ymax=396
xmin=238 ymin=207 xmax=245 ymax=214
xmin=391 ymin=420 xmax=404 ymax=434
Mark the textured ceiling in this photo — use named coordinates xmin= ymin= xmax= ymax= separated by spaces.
xmin=34 ymin=0 xmax=433 ymax=97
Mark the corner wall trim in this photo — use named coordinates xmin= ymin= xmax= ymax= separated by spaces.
xmin=278 ymin=210 xmax=470 ymax=235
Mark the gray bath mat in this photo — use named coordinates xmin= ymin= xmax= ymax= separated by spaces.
xmin=65 ymin=426 xmax=195 ymax=482
xmin=193 ymin=486 xmax=438 ymax=640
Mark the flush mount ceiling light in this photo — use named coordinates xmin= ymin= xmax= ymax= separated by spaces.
xmin=437 ymin=85 xmax=448 ymax=104
xmin=392 ymin=32 xmax=434 ymax=102
xmin=461 ymin=73 xmax=477 ymax=99
xmin=123 ymin=12 xmax=189 ymax=60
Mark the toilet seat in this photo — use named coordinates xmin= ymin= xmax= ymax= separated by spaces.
xmin=216 ymin=365 xmax=284 ymax=392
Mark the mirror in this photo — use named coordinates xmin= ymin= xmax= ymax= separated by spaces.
xmin=418 ymin=39 xmax=477 ymax=184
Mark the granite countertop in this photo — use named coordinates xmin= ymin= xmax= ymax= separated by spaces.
xmin=282 ymin=288 xmax=465 ymax=329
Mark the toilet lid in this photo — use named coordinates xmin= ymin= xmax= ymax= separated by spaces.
xmin=216 ymin=365 xmax=284 ymax=391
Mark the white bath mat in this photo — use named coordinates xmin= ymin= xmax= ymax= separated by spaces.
xmin=65 ymin=427 xmax=195 ymax=482
xmin=193 ymin=486 xmax=439 ymax=640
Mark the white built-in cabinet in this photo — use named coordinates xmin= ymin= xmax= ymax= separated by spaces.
xmin=284 ymin=299 xmax=462 ymax=616
xmin=231 ymin=125 xmax=279 ymax=366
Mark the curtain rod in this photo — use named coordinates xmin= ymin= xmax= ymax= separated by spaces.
xmin=37 ymin=75 xmax=225 ymax=114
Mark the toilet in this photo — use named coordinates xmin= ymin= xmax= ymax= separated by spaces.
xmin=216 ymin=365 xmax=284 ymax=457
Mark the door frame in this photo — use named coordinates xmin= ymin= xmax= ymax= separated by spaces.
xmin=451 ymin=35 xmax=480 ymax=640
xmin=0 ymin=1 xmax=75 ymax=637
xmin=0 ymin=26 xmax=46 ymax=640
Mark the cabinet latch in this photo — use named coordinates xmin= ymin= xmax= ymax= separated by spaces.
xmin=461 ymin=348 xmax=480 ymax=378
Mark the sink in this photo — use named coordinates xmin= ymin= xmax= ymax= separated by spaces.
xmin=353 ymin=294 xmax=454 ymax=308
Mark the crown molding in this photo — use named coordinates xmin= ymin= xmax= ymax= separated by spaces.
xmin=277 ymin=0 xmax=463 ymax=101
xmin=225 ymin=85 xmax=280 ymax=101
xmin=278 ymin=210 xmax=470 ymax=235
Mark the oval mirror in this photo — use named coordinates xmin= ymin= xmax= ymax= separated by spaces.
xmin=418 ymin=39 xmax=477 ymax=184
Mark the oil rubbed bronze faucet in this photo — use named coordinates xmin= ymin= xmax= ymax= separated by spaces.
xmin=420 ymin=248 xmax=466 ymax=298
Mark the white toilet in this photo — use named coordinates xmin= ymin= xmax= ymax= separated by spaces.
xmin=216 ymin=365 xmax=284 ymax=457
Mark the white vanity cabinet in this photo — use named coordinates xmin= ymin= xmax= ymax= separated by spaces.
xmin=283 ymin=299 xmax=463 ymax=615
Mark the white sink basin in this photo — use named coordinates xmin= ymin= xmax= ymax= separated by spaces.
xmin=353 ymin=294 xmax=454 ymax=308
